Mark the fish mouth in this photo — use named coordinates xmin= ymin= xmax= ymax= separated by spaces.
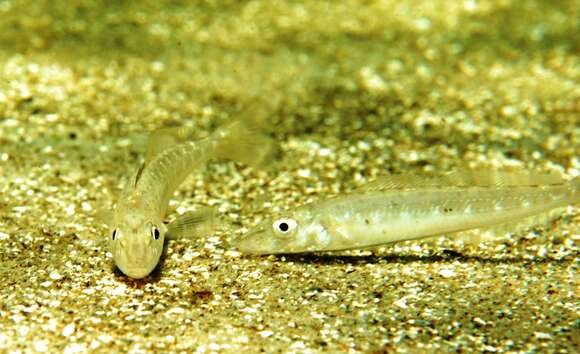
xmin=118 ymin=265 xmax=154 ymax=279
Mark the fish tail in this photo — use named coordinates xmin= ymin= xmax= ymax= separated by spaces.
xmin=211 ymin=119 xmax=276 ymax=168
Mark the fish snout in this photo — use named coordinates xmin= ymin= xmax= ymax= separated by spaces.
xmin=235 ymin=225 xmax=276 ymax=254
xmin=116 ymin=237 xmax=157 ymax=278
xmin=119 ymin=237 xmax=151 ymax=260
xmin=128 ymin=239 xmax=149 ymax=261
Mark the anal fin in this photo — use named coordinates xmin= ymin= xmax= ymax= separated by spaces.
xmin=452 ymin=207 xmax=567 ymax=245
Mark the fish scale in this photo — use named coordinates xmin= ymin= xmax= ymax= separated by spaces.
xmin=135 ymin=139 xmax=213 ymax=214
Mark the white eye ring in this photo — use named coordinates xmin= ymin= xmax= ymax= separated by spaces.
xmin=273 ymin=218 xmax=297 ymax=235
xmin=151 ymin=225 xmax=160 ymax=240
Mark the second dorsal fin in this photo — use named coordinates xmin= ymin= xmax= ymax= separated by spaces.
xmin=145 ymin=126 xmax=194 ymax=162
xmin=358 ymin=170 xmax=565 ymax=192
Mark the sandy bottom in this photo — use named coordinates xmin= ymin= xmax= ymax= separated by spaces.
xmin=0 ymin=1 xmax=578 ymax=353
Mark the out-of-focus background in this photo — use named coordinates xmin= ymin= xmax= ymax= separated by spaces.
xmin=0 ymin=1 xmax=578 ymax=352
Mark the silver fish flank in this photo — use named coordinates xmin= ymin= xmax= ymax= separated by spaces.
xmin=236 ymin=171 xmax=579 ymax=254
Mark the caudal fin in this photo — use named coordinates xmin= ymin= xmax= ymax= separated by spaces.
xmin=212 ymin=119 xmax=276 ymax=168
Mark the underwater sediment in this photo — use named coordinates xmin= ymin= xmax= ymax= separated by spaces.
xmin=0 ymin=1 xmax=578 ymax=352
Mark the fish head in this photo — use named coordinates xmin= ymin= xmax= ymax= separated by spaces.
xmin=235 ymin=207 xmax=327 ymax=254
xmin=109 ymin=210 xmax=166 ymax=279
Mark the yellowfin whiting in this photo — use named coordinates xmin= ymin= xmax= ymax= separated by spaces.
xmin=110 ymin=119 xmax=273 ymax=278
xmin=235 ymin=171 xmax=579 ymax=254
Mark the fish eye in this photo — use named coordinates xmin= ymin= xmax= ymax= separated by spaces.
xmin=112 ymin=228 xmax=118 ymax=241
xmin=273 ymin=218 xmax=297 ymax=236
xmin=151 ymin=225 xmax=160 ymax=240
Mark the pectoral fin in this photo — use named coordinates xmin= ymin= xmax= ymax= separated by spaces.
xmin=93 ymin=205 xmax=114 ymax=226
xmin=166 ymin=207 xmax=217 ymax=239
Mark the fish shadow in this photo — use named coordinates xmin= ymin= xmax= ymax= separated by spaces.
xmin=278 ymin=249 xmax=571 ymax=266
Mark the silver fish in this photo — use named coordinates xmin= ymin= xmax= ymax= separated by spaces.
xmin=235 ymin=171 xmax=579 ymax=254
xmin=110 ymin=119 xmax=273 ymax=278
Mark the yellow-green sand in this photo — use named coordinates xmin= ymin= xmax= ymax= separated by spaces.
xmin=0 ymin=1 xmax=578 ymax=352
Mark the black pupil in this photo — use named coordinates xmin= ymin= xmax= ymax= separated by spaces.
xmin=153 ymin=228 xmax=160 ymax=240
xmin=112 ymin=229 xmax=117 ymax=240
xmin=278 ymin=222 xmax=289 ymax=232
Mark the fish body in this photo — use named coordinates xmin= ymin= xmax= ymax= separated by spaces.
xmin=110 ymin=120 xmax=272 ymax=278
xmin=235 ymin=171 xmax=579 ymax=254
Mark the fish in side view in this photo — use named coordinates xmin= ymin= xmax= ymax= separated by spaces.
xmin=109 ymin=119 xmax=273 ymax=278
xmin=235 ymin=171 xmax=579 ymax=254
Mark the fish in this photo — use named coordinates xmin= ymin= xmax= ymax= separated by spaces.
xmin=109 ymin=119 xmax=273 ymax=278
xmin=235 ymin=170 xmax=579 ymax=254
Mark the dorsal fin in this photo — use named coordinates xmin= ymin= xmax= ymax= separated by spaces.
xmin=445 ymin=170 xmax=564 ymax=187
xmin=358 ymin=170 xmax=565 ymax=192
xmin=133 ymin=162 xmax=146 ymax=187
xmin=357 ymin=174 xmax=440 ymax=192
